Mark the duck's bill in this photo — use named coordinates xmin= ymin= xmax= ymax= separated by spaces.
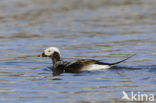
xmin=38 ymin=53 xmax=47 ymax=57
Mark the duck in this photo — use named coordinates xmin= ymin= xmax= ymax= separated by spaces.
xmin=39 ymin=47 xmax=134 ymax=76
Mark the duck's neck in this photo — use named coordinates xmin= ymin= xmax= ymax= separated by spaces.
xmin=50 ymin=52 xmax=61 ymax=64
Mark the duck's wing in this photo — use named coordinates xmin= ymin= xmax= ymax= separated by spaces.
xmin=64 ymin=59 xmax=96 ymax=73
xmin=64 ymin=59 xmax=112 ymax=72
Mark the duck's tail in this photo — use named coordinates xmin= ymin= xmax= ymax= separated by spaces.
xmin=109 ymin=54 xmax=136 ymax=66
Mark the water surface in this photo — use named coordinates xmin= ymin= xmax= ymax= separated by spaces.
xmin=0 ymin=0 xmax=156 ymax=103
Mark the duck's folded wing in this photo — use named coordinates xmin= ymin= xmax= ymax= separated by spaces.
xmin=64 ymin=59 xmax=97 ymax=73
xmin=65 ymin=59 xmax=113 ymax=72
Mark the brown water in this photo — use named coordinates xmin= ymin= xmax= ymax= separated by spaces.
xmin=0 ymin=0 xmax=156 ymax=103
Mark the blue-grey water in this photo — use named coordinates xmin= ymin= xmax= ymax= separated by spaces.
xmin=0 ymin=0 xmax=156 ymax=103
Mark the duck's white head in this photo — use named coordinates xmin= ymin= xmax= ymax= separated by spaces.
xmin=39 ymin=47 xmax=61 ymax=63
xmin=40 ymin=47 xmax=60 ymax=57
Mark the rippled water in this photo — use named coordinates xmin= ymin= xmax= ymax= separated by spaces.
xmin=0 ymin=0 xmax=156 ymax=103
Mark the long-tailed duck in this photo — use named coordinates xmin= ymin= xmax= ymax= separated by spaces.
xmin=39 ymin=47 xmax=134 ymax=75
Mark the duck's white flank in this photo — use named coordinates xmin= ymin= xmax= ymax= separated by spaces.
xmin=82 ymin=64 xmax=111 ymax=71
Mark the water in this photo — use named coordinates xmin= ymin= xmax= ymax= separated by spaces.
xmin=0 ymin=0 xmax=156 ymax=102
